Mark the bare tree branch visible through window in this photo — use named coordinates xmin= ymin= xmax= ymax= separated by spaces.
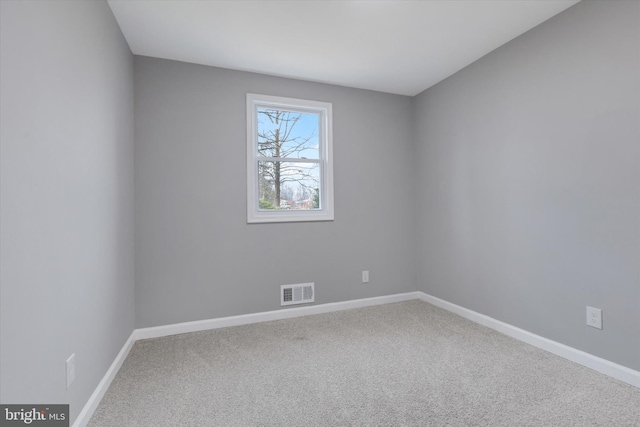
xmin=257 ymin=109 xmax=320 ymax=210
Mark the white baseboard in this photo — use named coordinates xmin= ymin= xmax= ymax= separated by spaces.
xmin=135 ymin=292 xmax=421 ymax=340
xmin=416 ymin=291 xmax=640 ymax=389
xmin=72 ymin=331 xmax=136 ymax=427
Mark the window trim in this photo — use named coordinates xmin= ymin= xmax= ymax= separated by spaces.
xmin=246 ymin=93 xmax=334 ymax=223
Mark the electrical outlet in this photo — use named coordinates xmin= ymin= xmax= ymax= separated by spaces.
xmin=586 ymin=306 xmax=602 ymax=330
xmin=362 ymin=270 xmax=369 ymax=283
xmin=66 ymin=354 xmax=76 ymax=389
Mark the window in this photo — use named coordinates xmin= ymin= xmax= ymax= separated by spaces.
xmin=247 ymin=94 xmax=334 ymax=223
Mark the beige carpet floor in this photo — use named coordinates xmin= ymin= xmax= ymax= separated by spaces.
xmin=88 ymin=300 xmax=640 ymax=426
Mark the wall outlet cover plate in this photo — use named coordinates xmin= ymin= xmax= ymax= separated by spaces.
xmin=586 ymin=306 xmax=602 ymax=330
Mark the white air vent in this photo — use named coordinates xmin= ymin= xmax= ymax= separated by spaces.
xmin=281 ymin=283 xmax=314 ymax=306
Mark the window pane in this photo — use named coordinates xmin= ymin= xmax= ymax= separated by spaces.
xmin=258 ymin=161 xmax=320 ymax=210
xmin=257 ymin=109 xmax=320 ymax=159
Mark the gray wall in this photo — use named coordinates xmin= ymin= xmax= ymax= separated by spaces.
xmin=414 ymin=0 xmax=640 ymax=370
xmin=134 ymin=57 xmax=416 ymax=328
xmin=0 ymin=1 xmax=135 ymax=423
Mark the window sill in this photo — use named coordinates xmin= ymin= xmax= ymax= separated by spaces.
xmin=247 ymin=210 xmax=334 ymax=224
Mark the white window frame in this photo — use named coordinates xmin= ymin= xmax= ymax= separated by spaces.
xmin=246 ymin=93 xmax=334 ymax=223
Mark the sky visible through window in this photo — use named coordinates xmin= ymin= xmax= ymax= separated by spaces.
xmin=257 ymin=109 xmax=319 ymax=158
xmin=257 ymin=108 xmax=321 ymax=210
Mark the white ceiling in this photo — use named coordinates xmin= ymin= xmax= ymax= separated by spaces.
xmin=107 ymin=0 xmax=580 ymax=96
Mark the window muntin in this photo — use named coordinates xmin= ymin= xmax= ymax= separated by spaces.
xmin=247 ymin=94 xmax=333 ymax=223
